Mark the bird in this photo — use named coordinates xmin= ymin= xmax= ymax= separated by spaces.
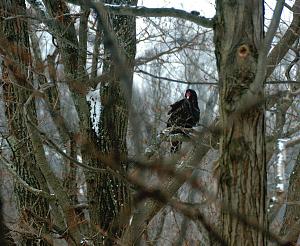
xmin=167 ymin=89 xmax=200 ymax=153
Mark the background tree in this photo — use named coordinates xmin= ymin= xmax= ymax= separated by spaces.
xmin=85 ymin=0 xmax=138 ymax=244
xmin=0 ymin=1 xmax=51 ymax=244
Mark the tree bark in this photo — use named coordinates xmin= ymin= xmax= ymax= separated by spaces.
xmin=280 ymin=152 xmax=300 ymax=243
xmin=0 ymin=1 xmax=51 ymax=245
xmin=85 ymin=0 xmax=137 ymax=244
xmin=214 ymin=0 xmax=266 ymax=245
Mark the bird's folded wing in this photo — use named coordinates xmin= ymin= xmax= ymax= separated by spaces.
xmin=167 ymin=99 xmax=185 ymax=115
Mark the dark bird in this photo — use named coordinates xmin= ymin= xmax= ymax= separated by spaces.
xmin=167 ymin=89 xmax=200 ymax=153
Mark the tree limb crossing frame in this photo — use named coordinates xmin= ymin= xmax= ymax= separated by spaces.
xmin=66 ymin=0 xmax=215 ymax=28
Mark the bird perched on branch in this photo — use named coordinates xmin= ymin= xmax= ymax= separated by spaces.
xmin=167 ymin=89 xmax=200 ymax=153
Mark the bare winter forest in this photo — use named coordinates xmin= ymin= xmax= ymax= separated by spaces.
xmin=0 ymin=0 xmax=299 ymax=245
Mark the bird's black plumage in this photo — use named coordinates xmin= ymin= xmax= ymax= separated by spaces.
xmin=167 ymin=89 xmax=200 ymax=153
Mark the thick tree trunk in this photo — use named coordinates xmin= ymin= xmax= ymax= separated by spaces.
xmin=214 ymin=1 xmax=266 ymax=245
xmin=0 ymin=1 xmax=50 ymax=245
xmin=85 ymin=0 xmax=137 ymax=244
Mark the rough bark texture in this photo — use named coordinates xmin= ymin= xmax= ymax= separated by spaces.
xmin=280 ymin=152 xmax=300 ymax=243
xmin=85 ymin=0 xmax=137 ymax=244
xmin=214 ymin=1 xmax=266 ymax=245
xmin=0 ymin=1 xmax=50 ymax=245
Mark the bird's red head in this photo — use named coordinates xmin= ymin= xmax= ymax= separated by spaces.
xmin=185 ymin=90 xmax=192 ymax=99
xmin=185 ymin=89 xmax=197 ymax=100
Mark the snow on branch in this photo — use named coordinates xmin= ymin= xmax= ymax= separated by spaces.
xmin=66 ymin=1 xmax=214 ymax=28
xmin=144 ymin=126 xmax=207 ymax=158
xmin=276 ymin=134 xmax=300 ymax=192
xmin=276 ymin=139 xmax=288 ymax=192
xmin=145 ymin=128 xmax=192 ymax=158
xmin=268 ymin=134 xmax=300 ymax=219
xmin=102 ymin=4 xmax=215 ymax=28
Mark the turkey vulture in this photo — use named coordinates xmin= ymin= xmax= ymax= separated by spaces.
xmin=167 ymin=89 xmax=200 ymax=153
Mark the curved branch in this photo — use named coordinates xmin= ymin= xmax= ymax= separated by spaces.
xmin=66 ymin=0 xmax=215 ymax=28
xmin=251 ymin=0 xmax=285 ymax=92
xmin=103 ymin=4 xmax=215 ymax=28
xmin=267 ymin=0 xmax=300 ymax=78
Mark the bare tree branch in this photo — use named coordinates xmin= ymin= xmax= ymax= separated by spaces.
xmin=136 ymin=68 xmax=218 ymax=85
xmin=137 ymin=69 xmax=300 ymax=85
xmin=66 ymin=0 xmax=215 ymax=28
xmin=267 ymin=0 xmax=300 ymax=78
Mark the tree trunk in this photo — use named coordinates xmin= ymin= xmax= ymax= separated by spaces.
xmin=214 ymin=0 xmax=266 ymax=245
xmin=86 ymin=0 xmax=137 ymax=244
xmin=0 ymin=1 xmax=51 ymax=245
xmin=280 ymin=152 xmax=300 ymax=243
